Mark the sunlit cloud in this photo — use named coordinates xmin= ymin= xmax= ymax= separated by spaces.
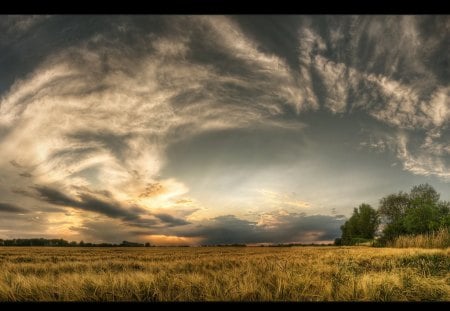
xmin=256 ymin=189 xmax=312 ymax=209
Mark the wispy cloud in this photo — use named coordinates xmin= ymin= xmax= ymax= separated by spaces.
xmin=299 ymin=20 xmax=450 ymax=180
xmin=396 ymin=134 xmax=450 ymax=180
xmin=256 ymin=189 xmax=311 ymax=209
xmin=0 ymin=15 xmax=50 ymax=39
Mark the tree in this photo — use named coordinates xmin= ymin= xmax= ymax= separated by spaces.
xmin=403 ymin=202 xmax=440 ymax=234
xmin=438 ymin=201 xmax=450 ymax=227
xmin=334 ymin=238 xmax=342 ymax=246
xmin=404 ymin=184 xmax=442 ymax=234
xmin=339 ymin=203 xmax=379 ymax=245
xmin=379 ymin=191 xmax=410 ymax=223
xmin=409 ymin=184 xmax=440 ymax=206
xmin=378 ymin=183 xmax=450 ymax=242
xmin=378 ymin=192 xmax=410 ymax=240
xmin=357 ymin=203 xmax=380 ymax=239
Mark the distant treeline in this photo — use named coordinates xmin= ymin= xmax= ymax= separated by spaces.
xmin=0 ymin=238 xmax=151 ymax=247
xmin=0 ymin=240 xmax=335 ymax=247
xmin=263 ymin=243 xmax=334 ymax=247
xmin=200 ymin=243 xmax=334 ymax=247
xmin=201 ymin=243 xmax=247 ymax=247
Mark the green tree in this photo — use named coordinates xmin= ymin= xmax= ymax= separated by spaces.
xmin=378 ymin=184 xmax=450 ymax=242
xmin=409 ymin=184 xmax=440 ymax=206
xmin=379 ymin=192 xmax=409 ymax=223
xmin=358 ymin=203 xmax=380 ymax=238
xmin=437 ymin=201 xmax=450 ymax=227
xmin=378 ymin=191 xmax=410 ymax=240
xmin=339 ymin=203 xmax=379 ymax=245
xmin=403 ymin=202 xmax=440 ymax=234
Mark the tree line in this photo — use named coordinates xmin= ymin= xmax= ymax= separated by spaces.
xmin=0 ymin=238 xmax=151 ymax=247
xmin=335 ymin=184 xmax=450 ymax=246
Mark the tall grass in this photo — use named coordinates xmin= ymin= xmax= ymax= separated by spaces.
xmin=0 ymin=246 xmax=448 ymax=301
xmin=388 ymin=228 xmax=450 ymax=249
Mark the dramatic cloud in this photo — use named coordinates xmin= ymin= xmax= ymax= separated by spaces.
xmin=32 ymin=185 xmax=190 ymax=229
xmin=0 ymin=202 xmax=29 ymax=214
xmin=0 ymin=15 xmax=448 ymax=243
xmin=177 ymin=213 xmax=344 ymax=245
xmin=154 ymin=213 xmax=190 ymax=227
xmin=139 ymin=183 xmax=166 ymax=198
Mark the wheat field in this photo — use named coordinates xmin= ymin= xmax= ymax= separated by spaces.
xmin=388 ymin=228 xmax=450 ymax=249
xmin=0 ymin=246 xmax=448 ymax=301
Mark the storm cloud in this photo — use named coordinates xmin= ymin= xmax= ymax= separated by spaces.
xmin=177 ymin=213 xmax=344 ymax=245
xmin=0 ymin=202 xmax=29 ymax=214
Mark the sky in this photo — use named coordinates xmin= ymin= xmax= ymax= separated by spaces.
xmin=0 ymin=15 xmax=449 ymax=245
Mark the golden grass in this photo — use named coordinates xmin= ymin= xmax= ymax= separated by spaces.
xmin=0 ymin=246 xmax=448 ymax=301
xmin=388 ymin=228 xmax=450 ymax=249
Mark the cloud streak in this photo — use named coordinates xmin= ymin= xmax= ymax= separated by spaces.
xmin=0 ymin=202 xmax=29 ymax=214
